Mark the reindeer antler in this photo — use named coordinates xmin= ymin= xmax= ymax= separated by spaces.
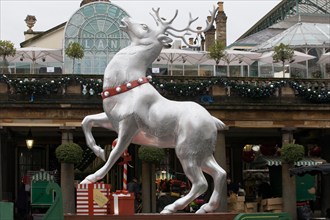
xmin=171 ymin=6 xmax=217 ymax=34
xmin=150 ymin=8 xmax=178 ymax=27
xmin=150 ymin=6 xmax=218 ymax=48
xmin=165 ymin=30 xmax=193 ymax=47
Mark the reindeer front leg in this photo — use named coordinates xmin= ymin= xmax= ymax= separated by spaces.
xmin=82 ymin=112 xmax=114 ymax=161
xmin=81 ymin=117 xmax=139 ymax=183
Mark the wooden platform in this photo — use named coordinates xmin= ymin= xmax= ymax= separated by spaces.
xmin=65 ymin=213 xmax=238 ymax=220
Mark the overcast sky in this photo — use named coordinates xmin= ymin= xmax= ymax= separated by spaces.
xmin=0 ymin=0 xmax=281 ymax=47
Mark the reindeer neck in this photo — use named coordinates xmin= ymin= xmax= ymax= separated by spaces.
xmin=103 ymin=44 xmax=162 ymax=89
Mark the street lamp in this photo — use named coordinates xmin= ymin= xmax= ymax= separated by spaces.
xmin=26 ymin=129 xmax=34 ymax=150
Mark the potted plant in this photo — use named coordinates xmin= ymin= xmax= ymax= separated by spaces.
xmin=281 ymin=143 xmax=304 ymax=164
xmin=208 ymin=40 xmax=227 ymax=93
xmin=0 ymin=40 xmax=16 ymax=74
xmin=138 ymin=146 xmax=165 ymax=213
xmin=138 ymin=146 xmax=165 ymax=164
xmin=55 ymin=142 xmax=83 ymax=214
xmin=56 ymin=142 xmax=83 ymax=164
xmin=272 ymin=43 xmax=294 ymax=78
xmin=207 ymin=40 xmax=226 ymax=65
xmin=65 ymin=42 xmax=84 ymax=74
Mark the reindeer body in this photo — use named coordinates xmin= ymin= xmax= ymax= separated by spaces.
xmin=81 ymin=9 xmax=227 ymax=214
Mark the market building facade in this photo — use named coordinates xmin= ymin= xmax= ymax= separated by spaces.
xmin=0 ymin=0 xmax=330 ymax=218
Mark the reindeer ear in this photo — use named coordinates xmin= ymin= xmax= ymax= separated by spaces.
xmin=157 ymin=34 xmax=173 ymax=45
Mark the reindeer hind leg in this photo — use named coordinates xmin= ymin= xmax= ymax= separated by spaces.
xmin=161 ymin=158 xmax=208 ymax=214
xmin=196 ymin=155 xmax=226 ymax=213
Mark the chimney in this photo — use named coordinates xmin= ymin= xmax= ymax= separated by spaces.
xmin=215 ymin=1 xmax=227 ymax=46
xmin=189 ymin=38 xmax=194 ymax=46
xmin=218 ymin=1 xmax=224 ymax=12
xmin=204 ymin=16 xmax=216 ymax=51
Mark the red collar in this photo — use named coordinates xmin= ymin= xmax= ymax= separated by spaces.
xmin=101 ymin=76 xmax=150 ymax=99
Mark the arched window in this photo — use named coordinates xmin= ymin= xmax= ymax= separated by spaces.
xmin=64 ymin=2 xmax=130 ymax=74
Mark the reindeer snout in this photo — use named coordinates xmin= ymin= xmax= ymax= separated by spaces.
xmin=120 ymin=17 xmax=130 ymax=29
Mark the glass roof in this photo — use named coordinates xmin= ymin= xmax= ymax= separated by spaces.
xmin=253 ymin=22 xmax=330 ymax=51
xmin=240 ymin=0 xmax=330 ymax=40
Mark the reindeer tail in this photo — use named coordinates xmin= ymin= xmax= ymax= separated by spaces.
xmin=213 ymin=116 xmax=227 ymax=130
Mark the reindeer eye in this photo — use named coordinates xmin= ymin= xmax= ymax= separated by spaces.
xmin=141 ymin=24 xmax=148 ymax=30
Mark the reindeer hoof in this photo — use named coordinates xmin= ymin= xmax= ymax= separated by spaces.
xmin=160 ymin=208 xmax=173 ymax=214
xmin=195 ymin=207 xmax=207 ymax=214
xmin=80 ymin=178 xmax=93 ymax=184
xmin=196 ymin=204 xmax=214 ymax=214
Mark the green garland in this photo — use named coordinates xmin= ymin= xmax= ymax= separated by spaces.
xmin=1 ymin=74 xmax=329 ymax=103
xmin=151 ymin=79 xmax=214 ymax=97
xmin=151 ymin=78 xmax=285 ymax=98
xmin=289 ymin=81 xmax=330 ymax=103
xmin=0 ymin=74 xmax=102 ymax=96
xmin=223 ymin=80 xmax=285 ymax=99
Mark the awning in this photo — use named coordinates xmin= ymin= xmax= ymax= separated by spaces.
xmin=255 ymin=156 xmax=326 ymax=167
xmin=30 ymin=171 xmax=55 ymax=182
xmin=290 ymin=163 xmax=330 ymax=176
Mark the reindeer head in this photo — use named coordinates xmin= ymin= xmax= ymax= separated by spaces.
xmin=120 ymin=17 xmax=172 ymax=47
xmin=120 ymin=6 xmax=218 ymax=49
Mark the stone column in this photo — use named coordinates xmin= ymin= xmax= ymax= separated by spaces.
xmin=281 ymin=128 xmax=297 ymax=220
xmin=282 ymin=128 xmax=295 ymax=145
xmin=0 ymin=127 xmax=3 ymax=200
xmin=141 ymin=162 xmax=151 ymax=213
xmin=60 ymin=127 xmax=75 ymax=214
xmin=61 ymin=128 xmax=73 ymax=144
xmin=214 ymin=131 xmax=227 ymax=212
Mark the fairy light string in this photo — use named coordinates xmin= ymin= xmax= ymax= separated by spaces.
xmin=0 ymin=74 xmax=329 ymax=103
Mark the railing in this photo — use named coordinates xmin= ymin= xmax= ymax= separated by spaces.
xmin=1 ymin=74 xmax=330 ymax=104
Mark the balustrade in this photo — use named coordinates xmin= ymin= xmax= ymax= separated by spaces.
xmin=1 ymin=74 xmax=330 ymax=104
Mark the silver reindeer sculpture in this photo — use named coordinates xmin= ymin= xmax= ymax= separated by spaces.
xmin=81 ymin=6 xmax=227 ymax=214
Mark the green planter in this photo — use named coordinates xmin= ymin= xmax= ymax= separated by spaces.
xmin=55 ymin=142 xmax=83 ymax=214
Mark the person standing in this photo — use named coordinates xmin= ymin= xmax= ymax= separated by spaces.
xmin=16 ymin=179 xmax=29 ymax=220
xmin=227 ymin=177 xmax=239 ymax=196
xmin=127 ymin=177 xmax=140 ymax=212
